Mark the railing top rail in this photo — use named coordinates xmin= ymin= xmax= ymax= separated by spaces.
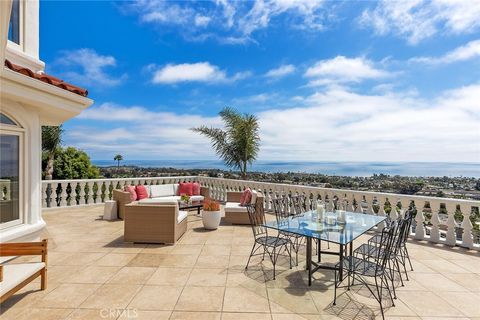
xmin=42 ymin=176 xmax=199 ymax=184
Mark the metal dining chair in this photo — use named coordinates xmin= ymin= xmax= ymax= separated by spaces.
xmin=335 ymin=220 xmax=399 ymax=320
xmin=245 ymin=203 xmax=292 ymax=280
xmin=272 ymin=196 xmax=304 ymax=266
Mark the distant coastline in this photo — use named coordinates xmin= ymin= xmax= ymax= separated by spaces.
xmin=92 ymin=160 xmax=480 ymax=178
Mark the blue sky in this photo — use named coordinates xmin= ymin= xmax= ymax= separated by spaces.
xmin=40 ymin=0 xmax=480 ymax=163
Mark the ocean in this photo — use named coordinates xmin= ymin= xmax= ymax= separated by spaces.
xmin=92 ymin=160 xmax=480 ymax=178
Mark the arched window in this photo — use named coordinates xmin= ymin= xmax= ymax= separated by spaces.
xmin=0 ymin=112 xmax=23 ymax=228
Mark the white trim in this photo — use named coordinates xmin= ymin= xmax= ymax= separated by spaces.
xmin=5 ymin=45 xmax=44 ymax=72
xmin=0 ymin=219 xmax=45 ymax=243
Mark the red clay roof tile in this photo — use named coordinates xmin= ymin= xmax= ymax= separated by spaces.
xmin=4 ymin=59 xmax=88 ymax=97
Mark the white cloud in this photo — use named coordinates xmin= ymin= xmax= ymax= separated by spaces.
xmin=55 ymin=48 xmax=127 ymax=87
xmin=70 ymin=84 xmax=480 ymax=163
xmin=257 ymin=85 xmax=480 ymax=162
xmin=410 ymin=39 xmax=480 ymax=64
xmin=124 ymin=0 xmax=330 ymax=44
xmin=265 ymin=64 xmax=296 ymax=78
xmin=359 ymin=0 xmax=480 ymax=44
xmin=195 ymin=15 xmax=211 ymax=27
xmin=304 ymin=56 xmax=390 ymax=86
xmin=150 ymin=62 xmax=250 ymax=84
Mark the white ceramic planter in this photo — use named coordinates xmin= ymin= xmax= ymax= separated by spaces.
xmin=202 ymin=210 xmax=221 ymax=230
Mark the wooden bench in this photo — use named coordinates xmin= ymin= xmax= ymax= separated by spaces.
xmin=0 ymin=239 xmax=48 ymax=303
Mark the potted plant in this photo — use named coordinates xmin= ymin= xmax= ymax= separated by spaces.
xmin=202 ymin=198 xmax=222 ymax=230
xmin=180 ymin=194 xmax=191 ymax=205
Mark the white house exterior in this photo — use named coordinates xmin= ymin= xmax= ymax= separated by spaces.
xmin=0 ymin=0 xmax=93 ymax=242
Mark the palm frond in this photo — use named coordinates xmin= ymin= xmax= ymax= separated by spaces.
xmin=42 ymin=125 xmax=63 ymax=154
xmin=191 ymin=108 xmax=260 ymax=176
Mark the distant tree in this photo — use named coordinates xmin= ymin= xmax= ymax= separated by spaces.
xmin=47 ymin=147 xmax=100 ymax=179
xmin=114 ymin=154 xmax=123 ymax=169
xmin=42 ymin=125 xmax=63 ymax=180
xmin=191 ymin=107 xmax=260 ymax=179
xmin=435 ymin=190 xmax=445 ymax=198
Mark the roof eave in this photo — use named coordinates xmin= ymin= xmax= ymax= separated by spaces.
xmin=1 ymin=68 xmax=94 ymax=125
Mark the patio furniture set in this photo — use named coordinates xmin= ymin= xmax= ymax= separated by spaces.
xmin=245 ymin=194 xmax=415 ymax=320
xmin=113 ymin=182 xmax=263 ymax=244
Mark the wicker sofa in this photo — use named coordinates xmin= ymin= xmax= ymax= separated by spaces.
xmin=113 ymin=184 xmax=210 ymax=220
xmin=124 ymin=201 xmax=188 ymax=244
xmin=224 ymin=191 xmax=264 ymax=225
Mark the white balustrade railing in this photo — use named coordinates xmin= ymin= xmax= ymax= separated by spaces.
xmin=41 ymin=176 xmax=197 ymax=209
xmin=41 ymin=176 xmax=480 ymax=250
xmin=196 ymin=176 xmax=480 ymax=251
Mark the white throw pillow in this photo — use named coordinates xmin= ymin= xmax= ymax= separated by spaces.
xmin=150 ymin=184 xmax=175 ymax=198
xmin=250 ymin=190 xmax=258 ymax=205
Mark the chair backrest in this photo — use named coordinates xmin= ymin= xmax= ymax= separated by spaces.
xmin=400 ymin=209 xmax=414 ymax=246
xmin=246 ymin=204 xmax=268 ymax=238
xmin=291 ymin=195 xmax=307 ymax=215
xmin=272 ymin=196 xmax=289 ymax=221
xmin=373 ymin=220 xmax=398 ymax=275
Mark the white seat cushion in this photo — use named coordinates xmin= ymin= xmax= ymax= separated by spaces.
xmin=150 ymin=184 xmax=175 ymax=198
xmin=0 ymin=262 xmax=45 ymax=296
xmin=225 ymin=202 xmax=248 ymax=213
xmin=177 ymin=210 xmax=188 ymax=223
xmin=190 ymin=195 xmax=204 ymax=202
xmin=138 ymin=196 xmax=180 ymax=204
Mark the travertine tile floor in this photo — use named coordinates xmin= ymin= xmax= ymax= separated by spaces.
xmin=1 ymin=205 xmax=479 ymax=320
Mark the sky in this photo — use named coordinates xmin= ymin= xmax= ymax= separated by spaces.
xmin=40 ymin=0 xmax=480 ymax=163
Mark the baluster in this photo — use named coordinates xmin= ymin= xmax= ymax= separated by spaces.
xmin=78 ymin=182 xmax=86 ymax=205
xmin=59 ymin=182 xmax=68 ymax=207
xmin=87 ymin=181 xmax=95 ymax=204
xmin=460 ymin=204 xmax=474 ymax=249
xmin=400 ymin=198 xmax=410 ymax=218
xmin=445 ymin=203 xmax=457 ymax=246
xmin=389 ymin=198 xmax=399 ymax=220
xmin=414 ymin=200 xmax=425 ymax=240
xmin=41 ymin=183 xmax=48 ymax=208
xmin=429 ymin=200 xmax=441 ymax=243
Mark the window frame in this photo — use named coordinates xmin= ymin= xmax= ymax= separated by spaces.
xmin=7 ymin=0 xmax=23 ymax=48
xmin=0 ymin=114 xmax=25 ymax=230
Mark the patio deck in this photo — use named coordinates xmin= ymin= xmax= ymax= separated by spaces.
xmin=1 ymin=205 xmax=479 ymax=320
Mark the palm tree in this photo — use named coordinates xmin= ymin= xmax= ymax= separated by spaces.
xmin=114 ymin=154 xmax=123 ymax=169
xmin=192 ymin=107 xmax=260 ymax=179
xmin=42 ymin=125 xmax=63 ymax=180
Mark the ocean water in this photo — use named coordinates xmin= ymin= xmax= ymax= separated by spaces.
xmin=92 ymin=160 xmax=480 ymax=178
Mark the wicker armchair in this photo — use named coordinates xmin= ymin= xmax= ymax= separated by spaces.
xmin=124 ymin=202 xmax=188 ymax=244
xmin=224 ymin=191 xmax=264 ymax=225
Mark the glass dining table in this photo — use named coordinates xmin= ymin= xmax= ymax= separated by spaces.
xmin=264 ymin=210 xmax=386 ymax=287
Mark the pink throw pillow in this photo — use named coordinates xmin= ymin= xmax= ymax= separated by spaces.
xmin=135 ymin=185 xmax=148 ymax=200
xmin=124 ymin=185 xmax=137 ymax=201
xmin=240 ymin=188 xmax=252 ymax=206
xmin=178 ymin=182 xmax=193 ymax=196
xmin=192 ymin=182 xmax=201 ymax=196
